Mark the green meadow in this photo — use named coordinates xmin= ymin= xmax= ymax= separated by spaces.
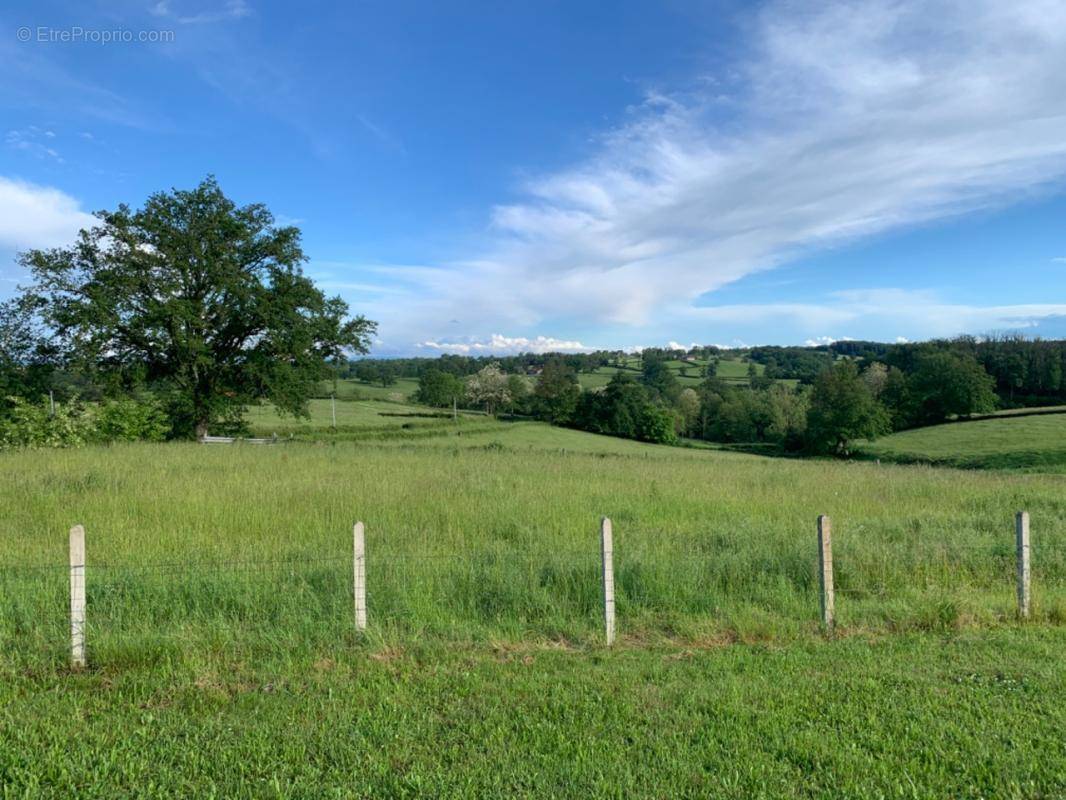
xmin=860 ymin=410 xmax=1066 ymax=472
xmin=575 ymin=356 xmax=761 ymax=391
xmin=2 ymin=401 xmax=1065 ymax=796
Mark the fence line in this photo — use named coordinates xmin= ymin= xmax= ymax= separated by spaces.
xmin=0 ymin=511 xmax=1055 ymax=668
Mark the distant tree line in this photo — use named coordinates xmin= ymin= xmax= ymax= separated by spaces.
xmin=749 ymin=337 xmax=1066 ymax=408
xmin=341 ymin=351 xmax=617 ymax=381
xmin=411 ymin=341 xmax=1022 ymax=455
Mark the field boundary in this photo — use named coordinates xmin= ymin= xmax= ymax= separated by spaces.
xmin=1 ymin=511 xmax=1051 ymax=670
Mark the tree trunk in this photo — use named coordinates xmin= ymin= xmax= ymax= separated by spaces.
xmin=195 ymin=420 xmax=209 ymax=441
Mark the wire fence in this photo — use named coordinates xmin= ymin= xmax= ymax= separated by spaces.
xmin=1 ymin=513 xmax=1064 ymax=669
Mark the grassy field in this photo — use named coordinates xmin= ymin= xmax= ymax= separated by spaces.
xmin=327 ymin=356 xmax=777 ymax=398
xmin=860 ymin=412 xmax=1066 ymax=471
xmin=2 ymin=629 xmax=1064 ymax=797
xmin=326 ymin=377 xmax=420 ymax=402
xmin=3 ymin=410 xmax=1066 ymax=795
xmin=576 ymin=356 xmax=760 ymax=391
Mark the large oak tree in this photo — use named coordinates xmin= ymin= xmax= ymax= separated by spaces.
xmin=19 ymin=177 xmax=376 ymax=438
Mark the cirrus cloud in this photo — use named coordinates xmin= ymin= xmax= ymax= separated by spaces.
xmin=371 ymin=0 xmax=1066 ymax=350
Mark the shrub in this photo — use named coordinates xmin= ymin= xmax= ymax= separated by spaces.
xmin=0 ymin=396 xmax=94 ymax=449
xmin=93 ymin=397 xmax=169 ymax=443
xmin=636 ymin=404 xmax=678 ymax=445
xmin=0 ymin=395 xmax=170 ymax=450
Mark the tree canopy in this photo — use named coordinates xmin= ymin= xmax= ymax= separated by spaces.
xmin=907 ymin=351 xmax=997 ymax=424
xmin=533 ymin=359 xmax=581 ymax=423
xmin=806 ymin=361 xmax=890 ymax=455
xmin=414 ymin=369 xmax=465 ymax=408
xmin=465 ymin=364 xmax=511 ymax=416
xmin=18 ymin=177 xmax=375 ymax=437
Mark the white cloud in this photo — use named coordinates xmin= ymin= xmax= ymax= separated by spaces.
xmin=375 ymin=0 xmax=1066 ymax=348
xmin=417 ymin=334 xmax=593 ymax=355
xmin=0 ymin=177 xmax=95 ymax=250
xmin=1052 ymin=257 xmax=1066 ymax=263
xmin=152 ymin=0 xmax=251 ymax=24
xmin=5 ymin=128 xmax=63 ymax=163
xmin=804 ymin=336 xmax=852 ymax=347
xmin=697 ymin=289 xmax=1066 ymax=340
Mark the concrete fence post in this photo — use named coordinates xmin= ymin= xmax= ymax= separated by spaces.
xmin=601 ymin=517 xmax=615 ymax=646
xmin=817 ymin=515 xmax=834 ymax=631
xmin=69 ymin=524 xmax=86 ymax=668
xmin=1016 ymin=511 xmax=1030 ymax=619
xmin=353 ymin=521 xmax=367 ymax=632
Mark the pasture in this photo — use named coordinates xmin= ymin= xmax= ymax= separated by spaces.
xmin=3 ymin=406 xmax=1065 ymax=796
xmin=860 ymin=411 xmax=1066 ymax=471
xmin=575 ymin=355 xmax=762 ymax=391
xmin=327 ymin=376 xmax=420 ymax=402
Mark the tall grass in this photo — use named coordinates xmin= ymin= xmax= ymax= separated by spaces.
xmin=1 ymin=437 xmax=1064 ymax=671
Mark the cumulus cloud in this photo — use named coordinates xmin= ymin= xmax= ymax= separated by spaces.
xmin=376 ymin=0 xmax=1066 ymax=348
xmin=0 ymin=177 xmax=95 ymax=251
xmin=697 ymin=289 xmax=1066 ymax=340
xmin=418 ymin=334 xmax=592 ymax=355
xmin=804 ymin=336 xmax=852 ymax=347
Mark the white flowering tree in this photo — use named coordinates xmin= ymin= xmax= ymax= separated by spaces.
xmin=466 ymin=363 xmax=512 ymax=417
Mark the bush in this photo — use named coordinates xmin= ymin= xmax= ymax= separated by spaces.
xmin=0 ymin=396 xmax=94 ymax=449
xmin=94 ymin=397 xmax=169 ymax=443
xmin=0 ymin=395 xmax=170 ymax=450
xmin=636 ymin=404 xmax=678 ymax=445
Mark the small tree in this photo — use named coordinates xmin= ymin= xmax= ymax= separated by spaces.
xmin=806 ymin=361 xmax=889 ymax=455
xmin=879 ymin=366 xmax=912 ymax=430
xmin=862 ymin=362 xmax=889 ymax=398
xmin=414 ymin=369 xmax=465 ymax=408
xmin=506 ymin=373 xmax=531 ymax=415
xmin=465 ymin=363 xmax=511 ymax=416
xmin=353 ymin=362 xmax=378 ymax=384
xmin=376 ymin=362 xmax=398 ymax=388
xmin=909 ymin=351 xmax=997 ymax=424
xmin=636 ymin=403 xmax=678 ymax=445
xmin=640 ymin=357 xmax=680 ymax=402
xmin=533 ymin=358 xmax=580 ymax=423
xmin=675 ymin=387 xmax=700 ymax=437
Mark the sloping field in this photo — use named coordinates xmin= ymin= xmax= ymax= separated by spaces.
xmin=861 ymin=411 xmax=1066 ymax=471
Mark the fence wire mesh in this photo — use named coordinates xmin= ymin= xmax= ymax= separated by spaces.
xmin=1 ymin=521 xmax=1064 ymax=668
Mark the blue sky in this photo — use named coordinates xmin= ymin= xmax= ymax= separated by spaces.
xmin=2 ymin=0 xmax=1065 ymax=355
